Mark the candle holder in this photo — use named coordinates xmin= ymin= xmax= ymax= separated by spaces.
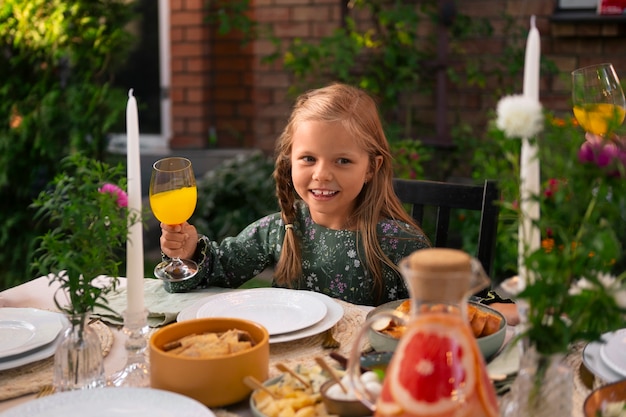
xmin=109 ymin=308 xmax=150 ymax=387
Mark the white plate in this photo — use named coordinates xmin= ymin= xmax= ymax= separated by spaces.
xmin=599 ymin=328 xmax=626 ymax=377
xmin=0 ymin=308 xmax=65 ymax=358
xmin=0 ymin=387 xmax=215 ymax=417
xmin=583 ymin=338 xmax=625 ymax=383
xmin=0 ymin=316 xmax=69 ymax=371
xmin=487 ymin=340 xmax=520 ymax=376
xmin=178 ymin=290 xmax=344 ymax=344
xmin=195 ymin=288 xmax=328 ymax=335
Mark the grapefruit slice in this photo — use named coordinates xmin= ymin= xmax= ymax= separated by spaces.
xmin=385 ymin=313 xmax=476 ymax=416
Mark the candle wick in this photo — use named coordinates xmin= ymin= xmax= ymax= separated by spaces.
xmin=128 ymin=88 xmax=134 ymax=98
xmin=530 ymin=15 xmax=536 ymax=29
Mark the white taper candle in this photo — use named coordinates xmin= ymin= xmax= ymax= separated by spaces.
xmin=519 ymin=16 xmax=541 ymax=289
xmin=126 ymin=89 xmax=144 ymax=314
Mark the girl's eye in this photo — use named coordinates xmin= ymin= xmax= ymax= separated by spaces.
xmin=337 ymin=158 xmax=351 ymax=165
xmin=301 ymin=156 xmax=315 ymax=163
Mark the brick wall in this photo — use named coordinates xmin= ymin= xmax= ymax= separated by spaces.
xmin=168 ymin=0 xmax=626 ymax=153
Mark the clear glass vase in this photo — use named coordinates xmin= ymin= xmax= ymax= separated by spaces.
xmin=53 ymin=314 xmax=106 ymax=391
xmin=500 ymin=346 xmax=573 ymax=417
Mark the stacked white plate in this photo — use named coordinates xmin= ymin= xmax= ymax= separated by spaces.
xmin=2 ymin=387 xmax=215 ymax=417
xmin=0 ymin=307 xmax=68 ymax=371
xmin=177 ymin=288 xmax=344 ymax=344
xmin=583 ymin=328 xmax=626 ymax=383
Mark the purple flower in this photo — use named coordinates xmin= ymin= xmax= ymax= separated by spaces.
xmin=579 ymin=133 xmax=626 ymax=175
xmin=99 ymin=183 xmax=128 ymax=208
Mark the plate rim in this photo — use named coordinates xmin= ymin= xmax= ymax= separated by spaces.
xmin=599 ymin=329 xmax=626 ymax=377
xmin=177 ymin=289 xmax=344 ymax=344
xmin=0 ymin=317 xmax=69 ymax=371
xmin=583 ymin=338 xmax=625 ymax=383
xmin=0 ymin=308 xmax=65 ymax=359
xmin=0 ymin=387 xmax=216 ymax=417
xmin=194 ymin=288 xmax=328 ymax=336
xmin=268 ymin=291 xmax=343 ymax=343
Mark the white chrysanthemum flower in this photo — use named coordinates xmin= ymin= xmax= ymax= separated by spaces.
xmin=496 ymin=94 xmax=544 ymax=139
xmin=568 ymin=278 xmax=593 ymax=296
xmin=569 ymin=274 xmax=626 ymax=309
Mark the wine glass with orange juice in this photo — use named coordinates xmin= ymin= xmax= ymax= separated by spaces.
xmin=572 ymin=63 xmax=626 ymax=136
xmin=149 ymin=157 xmax=198 ymax=282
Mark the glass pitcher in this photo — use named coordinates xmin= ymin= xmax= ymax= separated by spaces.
xmin=347 ymin=248 xmax=500 ymax=417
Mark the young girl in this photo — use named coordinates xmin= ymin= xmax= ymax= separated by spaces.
xmin=159 ymin=83 xmax=430 ymax=306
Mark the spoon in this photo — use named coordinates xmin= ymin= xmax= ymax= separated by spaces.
xmin=315 ymin=356 xmax=348 ymax=394
xmin=275 ymin=363 xmax=311 ymax=388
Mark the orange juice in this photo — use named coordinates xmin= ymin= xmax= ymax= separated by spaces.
xmin=150 ymin=186 xmax=197 ymax=224
xmin=573 ymin=103 xmax=625 ymax=135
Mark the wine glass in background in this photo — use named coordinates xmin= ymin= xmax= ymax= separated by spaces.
xmin=149 ymin=157 xmax=198 ymax=282
xmin=572 ymin=63 xmax=626 ymax=136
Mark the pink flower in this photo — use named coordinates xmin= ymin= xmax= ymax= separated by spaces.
xmin=99 ymin=183 xmax=128 ymax=208
xmin=578 ymin=133 xmax=626 ymax=176
xmin=544 ymin=178 xmax=560 ymax=198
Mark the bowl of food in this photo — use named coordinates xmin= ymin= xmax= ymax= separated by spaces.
xmin=149 ymin=317 xmax=270 ymax=407
xmin=250 ymin=366 xmax=330 ymax=417
xmin=251 ymin=362 xmax=384 ymax=417
xmin=583 ymin=379 xmax=626 ymax=417
xmin=367 ymin=299 xmax=506 ymax=360
xmin=320 ymin=375 xmax=380 ymax=417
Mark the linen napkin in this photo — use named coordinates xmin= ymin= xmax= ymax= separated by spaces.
xmin=92 ymin=279 xmax=230 ymax=327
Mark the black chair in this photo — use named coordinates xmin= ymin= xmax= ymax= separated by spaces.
xmin=392 ymin=178 xmax=500 ymax=278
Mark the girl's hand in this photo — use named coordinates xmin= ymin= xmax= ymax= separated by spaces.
xmin=160 ymin=222 xmax=199 ymax=260
xmin=490 ymin=302 xmax=520 ymax=326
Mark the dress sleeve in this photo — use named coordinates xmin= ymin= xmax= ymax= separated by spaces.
xmin=377 ymin=222 xmax=431 ymax=304
xmin=473 ymin=288 xmax=515 ymax=304
xmin=162 ymin=214 xmax=282 ymax=293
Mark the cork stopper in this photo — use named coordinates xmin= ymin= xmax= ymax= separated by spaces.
xmin=399 ymin=248 xmax=476 ymax=303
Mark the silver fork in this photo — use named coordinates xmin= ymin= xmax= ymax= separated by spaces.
xmin=36 ymin=384 xmax=55 ymax=398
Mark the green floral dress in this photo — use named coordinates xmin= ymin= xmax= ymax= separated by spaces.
xmin=163 ymin=201 xmax=430 ymax=306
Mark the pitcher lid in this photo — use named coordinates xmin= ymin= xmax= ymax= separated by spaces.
xmin=399 ymin=248 xmax=481 ymax=302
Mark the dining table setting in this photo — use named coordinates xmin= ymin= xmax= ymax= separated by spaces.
xmin=0 ymin=275 xmax=373 ymax=416
xmin=0 ymin=273 xmax=624 ymax=417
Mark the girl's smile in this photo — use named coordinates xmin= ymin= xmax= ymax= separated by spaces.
xmin=290 ymin=120 xmax=379 ymax=229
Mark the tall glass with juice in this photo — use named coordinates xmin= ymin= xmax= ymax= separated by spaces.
xmin=149 ymin=186 xmax=197 ymax=225
xmin=572 ymin=63 xmax=626 ymax=135
xmin=347 ymin=248 xmax=500 ymax=417
xmin=149 ymin=157 xmax=198 ymax=282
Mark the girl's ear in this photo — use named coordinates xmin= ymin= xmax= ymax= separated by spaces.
xmin=366 ymin=155 xmax=384 ymax=182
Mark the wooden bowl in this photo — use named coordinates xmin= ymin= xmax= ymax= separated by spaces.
xmin=583 ymin=379 xmax=626 ymax=417
xmin=149 ymin=317 xmax=270 ymax=407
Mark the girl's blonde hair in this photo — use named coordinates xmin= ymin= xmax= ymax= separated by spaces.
xmin=273 ymin=83 xmax=425 ymax=302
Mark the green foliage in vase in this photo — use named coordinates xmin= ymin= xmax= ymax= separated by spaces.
xmin=0 ymin=0 xmax=136 ymax=290
xmin=486 ymin=95 xmax=626 ymax=355
xmin=30 ymin=154 xmax=142 ymax=316
xmin=191 ymin=151 xmax=278 ymax=242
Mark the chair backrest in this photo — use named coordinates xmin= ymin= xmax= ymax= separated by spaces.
xmin=392 ymin=178 xmax=500 ymax=278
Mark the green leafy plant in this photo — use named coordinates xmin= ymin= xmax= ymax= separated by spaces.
xmin=490 ymin=95 xmax=626 ymax=355
xmin=0 ymin=0 xmax=136 ymax=290
xmin=389 ymin=139 xmax=432 ymax=180
xmin=30 ymin=154 xmax=142 ymax=316
xmin=191 ymin=151 xmax=278 ymax=241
